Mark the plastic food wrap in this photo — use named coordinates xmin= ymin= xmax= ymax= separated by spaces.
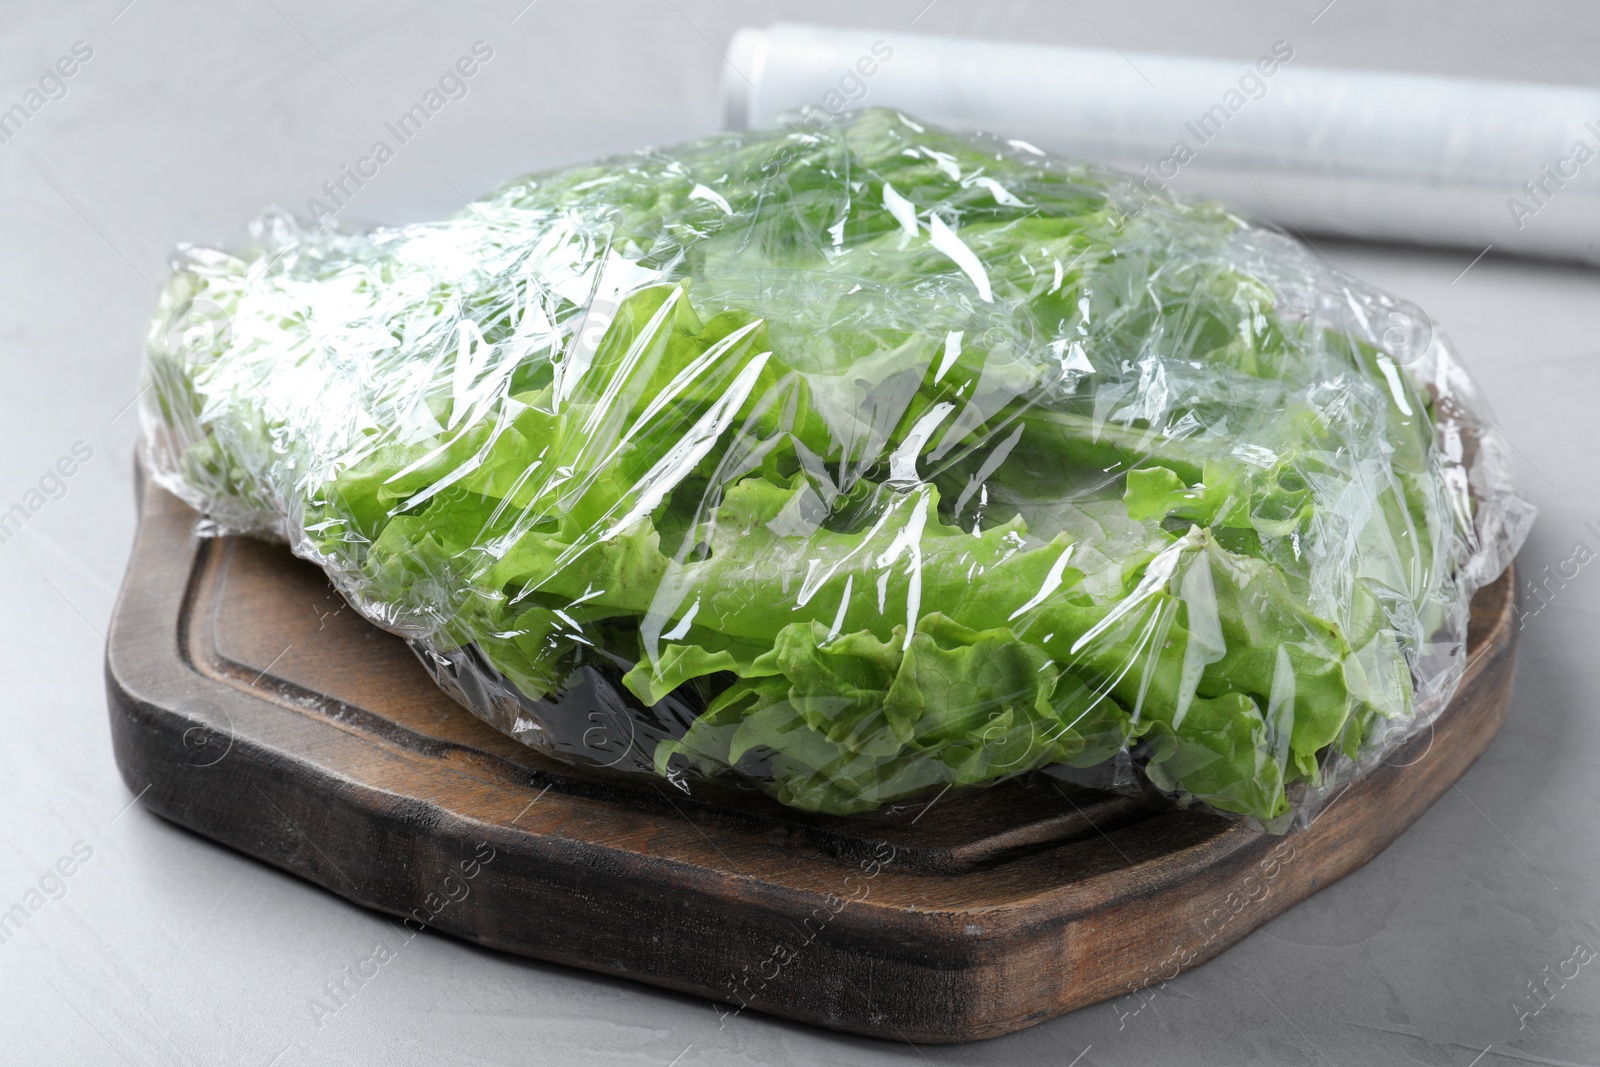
xmin=727 ymin=24 xmax=1600 ymax=265
xmin=141 ymin=108 xmax=1533 ymax=830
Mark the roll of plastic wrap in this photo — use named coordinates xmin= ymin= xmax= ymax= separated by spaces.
xmin=724 ymin=23 xmax=1600 ymax=265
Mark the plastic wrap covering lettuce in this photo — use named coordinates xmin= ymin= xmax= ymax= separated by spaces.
xmin=140 ymin=108 xmax=1532 ymax=830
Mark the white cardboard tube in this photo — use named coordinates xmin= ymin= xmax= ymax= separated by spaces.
xmin=724 ymin=24 xmax=1600 ymax=265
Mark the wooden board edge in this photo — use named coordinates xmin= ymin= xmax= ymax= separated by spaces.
xmin=103 ymin=474 xmax=1522 ymax=1043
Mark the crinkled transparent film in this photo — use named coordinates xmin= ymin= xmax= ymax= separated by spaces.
xmin=141 ymin=108 xmax=1533 ymax=830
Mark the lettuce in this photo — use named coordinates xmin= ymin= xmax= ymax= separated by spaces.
xmin=143 ymin=109 xmax=1465 ymax=826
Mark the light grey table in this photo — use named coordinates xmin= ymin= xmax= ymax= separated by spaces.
xmin=2 ymin=2 xmax=1597 ymax=1064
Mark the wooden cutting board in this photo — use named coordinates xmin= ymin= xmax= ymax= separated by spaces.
xmin=105 ymin=474 xmax=1519 ymax=1043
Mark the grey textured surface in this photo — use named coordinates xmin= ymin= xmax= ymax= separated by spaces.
xmin=2 ymin=2 xmax=1597 ymax=1064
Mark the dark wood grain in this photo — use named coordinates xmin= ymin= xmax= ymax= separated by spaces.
xmin=106 ymin=475 xmax=1519 ymax=1042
